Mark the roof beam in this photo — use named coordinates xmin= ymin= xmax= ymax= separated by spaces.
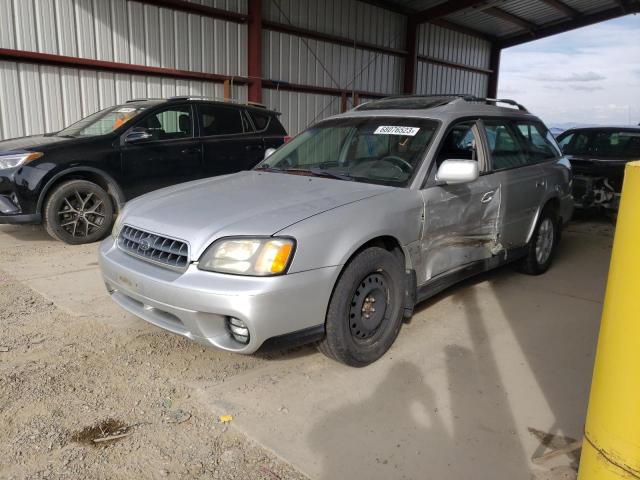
xmin=500 ymin=3 xmax=640 ymax=48
xmin=431 ymin=18 xmax=497 ymax=42
xmin=537 ymin=0 xmax=580 ymax=18
xmin=414 ymin=0 xmax=489 ymax=24
xmin=482 ymin=6 xmax=539 ymax=33
xmin=356 ymin=0 xmax=414 ymax=15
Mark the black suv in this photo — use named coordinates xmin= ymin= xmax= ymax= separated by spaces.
xmin=0 ymin=97 xmax=288 ymax=244
xmin=557 ymin=126 xmax=640 ymax=211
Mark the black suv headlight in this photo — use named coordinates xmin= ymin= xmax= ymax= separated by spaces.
xmin=0 ymin=152 xmax=43 ymax=170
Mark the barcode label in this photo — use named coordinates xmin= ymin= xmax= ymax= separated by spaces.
xmin=374 ymin=126 xmax=420 ymax=136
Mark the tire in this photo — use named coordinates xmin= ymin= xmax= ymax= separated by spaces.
xmin=43 ymin=180 xmax=114 ymax=245
xmin=318 ymin=247 xmax=405 ymax=367
xmin=518 ymin=207 xmax=559 ymax=275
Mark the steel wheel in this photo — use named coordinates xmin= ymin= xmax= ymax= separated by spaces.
xmin=535 ymin=217 xmax=555 ymax=265
xmin=349 ymin=272 xmax=389 ymax=340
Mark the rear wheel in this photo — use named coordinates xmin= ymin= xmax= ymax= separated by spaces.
xmin=518 ymin=207 xmax=559 ymax=275
xmin=318 ymin=247 xmax=405 ymax=367
xmin=44 ymin=180 xmax=114 ymax=245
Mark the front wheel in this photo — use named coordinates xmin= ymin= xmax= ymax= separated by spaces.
xmin=43 ymin=180 xmax=114 ymax=245
xmin=318 ymin=247 xmax=405 ymax=367
xmin=518 ymin=207 xmax=559 ymax=275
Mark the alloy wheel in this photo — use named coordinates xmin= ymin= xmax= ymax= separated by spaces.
xmin=57 ymin=190 xmax=107 ymax=238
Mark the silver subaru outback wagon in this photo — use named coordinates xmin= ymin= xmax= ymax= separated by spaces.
xmin=99 ymin=96 xmax=573 ymax=367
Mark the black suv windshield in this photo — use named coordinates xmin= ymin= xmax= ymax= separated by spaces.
xmin=57 ymin=105 xmax=147 ymax=138
xmin=257 ymin=117 xmax=438 ymax=187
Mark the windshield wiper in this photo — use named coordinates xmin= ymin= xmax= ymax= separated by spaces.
xmin=307 ymin=167 xmax=354 ymax=181
xmin=56 ymin=134 xmax=77 ymax=138
xmin=255 ymin=165 xmax=285 ymax=172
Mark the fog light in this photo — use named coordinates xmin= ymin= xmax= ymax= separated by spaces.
xmin=227 ymin=317 xmax=249 ymax=344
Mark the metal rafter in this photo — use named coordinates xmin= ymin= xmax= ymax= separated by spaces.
xmin=482 ymin=6 xmax=539 ymax=33
xmin=537 ymin=0 xmax=580 ymax=18
xmin=500 ymin=3 xmax=640 ymax=48
xmin=414 ymin=0 xmax=490 ymax=24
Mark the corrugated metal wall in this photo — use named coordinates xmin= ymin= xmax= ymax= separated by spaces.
xmin=261 ymin=0 xmax=406 ymax=134
xmin=0 ymin=0 xmax=248 ymax=140
xmin=0 ymin=0 xmax=494 ymax=139
xmin=415 ymin=23 xmax=491 ymax=97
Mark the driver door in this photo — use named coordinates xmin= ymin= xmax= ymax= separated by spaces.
xmin=418 ymin=120 xmax=502 ymax=283
xmin=120 ymin=104 xmax=202 ymax=198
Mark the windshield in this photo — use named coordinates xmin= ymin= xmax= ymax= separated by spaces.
xmin=257 ymin=117 xmax=439 ymax=187
xmin=57 ymin=105 xmax=146 ymax=138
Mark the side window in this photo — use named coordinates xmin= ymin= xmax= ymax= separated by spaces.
xmin=136 ymin=106 xmax=192 ymax=141
xmin=515 ymin=122 xmax=560 ymax=163
xmin=592 ymin=131 xmax=640 ymax=158
xmin=248 ymin=110 xmax=271 ymax=131
xmin=198 ymin=105 xmax=244 ymax=136
xmin=621 ymin=132 xmax=640 ymax=158
xmin=484 ymin=120 xmax=528 ymax=170
xmin=435 ymin=121 xmax=478 ymax=167
xmin=561 ymin=132 xmax=590 ymax=155
xmin=557 ymin=133 xmax=573 ymax=151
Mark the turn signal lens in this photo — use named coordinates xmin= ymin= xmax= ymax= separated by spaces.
xmin=256 ymin=240 xmax=293 ymax=274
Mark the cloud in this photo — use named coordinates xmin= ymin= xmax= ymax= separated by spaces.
xmin=571 ymin=85 xmax=604 ymax=91
xmin=529 ymin=71 xmax=606 ymax=82
xmin=498 ymin=15 xmax=640 ymax=125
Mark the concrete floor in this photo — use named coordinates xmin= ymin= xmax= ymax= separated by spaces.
xmin=0 ymin=220 xmax=614 ymax=480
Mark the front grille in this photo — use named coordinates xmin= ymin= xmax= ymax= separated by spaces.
xmin=118 ymin=225 xmax=189 ymax=270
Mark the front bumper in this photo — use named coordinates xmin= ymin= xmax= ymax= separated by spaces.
xmin=99 ymin=237 xmax=340 ymax=353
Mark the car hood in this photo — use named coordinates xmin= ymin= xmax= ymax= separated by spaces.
xmin=122 ymin=170 xmax=393 ymax=259
xmin=0 ymin=134 xmax=74 ymax=153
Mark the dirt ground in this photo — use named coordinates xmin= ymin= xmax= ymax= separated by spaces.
xmin=0 ymin=272 xmax=307 ymax=480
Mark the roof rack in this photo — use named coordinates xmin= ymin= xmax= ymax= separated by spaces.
xmin=461 ymin=96 xmax=528 ymax=112
xmin=167 ymin=96 xmax=267 ymax=108
xmin=354 ymin=94 xmax=528 ymax=113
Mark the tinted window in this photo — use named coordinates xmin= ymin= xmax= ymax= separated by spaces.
xmin=136 ymin=106 xmax=192 ymax=140
xmin=198 ymin=105 xmax=244 ymax=136
xmin=591 ymin=131 xmax=640 ymax=158
xmin=515 ymin=122 xmax=560 ymax=163
xmin=484 ymin=120 xmax=528 ymax=170
xmin=248 ymin=110 xmax=270 ymax=130
xmin=560 ymin=131 xmax=591 ymax=155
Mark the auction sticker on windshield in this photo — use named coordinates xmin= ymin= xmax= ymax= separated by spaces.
xmin=374 ymin=126 xmax=420 ymax=136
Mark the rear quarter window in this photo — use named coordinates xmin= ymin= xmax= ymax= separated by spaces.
xmin=248 ymin=110 xmax=287 ymax=136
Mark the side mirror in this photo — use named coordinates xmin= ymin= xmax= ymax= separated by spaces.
xmin=264 ymin=148 xmax=277 ymax=159
xmin=124 ymin=128 xmax=153 ymax=144
xmin=436 ymin=159 xmax=479 ymax=185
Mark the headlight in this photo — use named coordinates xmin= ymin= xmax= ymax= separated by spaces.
xmin=0 ymin=152 xmax=43 ymax=169
xmin=198 ymin=237 xmax=295 ymax=276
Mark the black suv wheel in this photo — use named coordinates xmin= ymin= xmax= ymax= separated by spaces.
xmin=43 ymin=180 xmax=114 ymax=245
xmin=318 ymin=247 xmax=405 ymax=367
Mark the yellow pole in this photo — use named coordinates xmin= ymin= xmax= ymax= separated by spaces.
xmin=578 ymin=161 xmax=640 ymax=480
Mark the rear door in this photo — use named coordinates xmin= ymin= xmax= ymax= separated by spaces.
xmin=120 ymin=104 xmax=201 ymax=198
xmin=419 ymin=120 xmax=502 ymax=282
xmin=481 ymin=118 xmax=546 ymax=248
xmin=197 ymin=104 xmax=264 ymax=177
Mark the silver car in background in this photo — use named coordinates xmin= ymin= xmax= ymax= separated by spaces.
xmin=99 ymin=95 xmax=573 ymax=367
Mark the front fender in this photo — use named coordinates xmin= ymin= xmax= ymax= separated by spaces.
xmin=276 ymin=189 xmax=424 ymax=274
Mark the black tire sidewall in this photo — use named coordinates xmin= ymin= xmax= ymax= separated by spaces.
xmin=44 ymin=180 xmax=114 ymax=245
xmin=323 ymin=247 xmax=405 ymax=367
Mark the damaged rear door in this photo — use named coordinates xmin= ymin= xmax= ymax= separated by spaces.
xmin=419 ymin=120 xmax=502 ymax=282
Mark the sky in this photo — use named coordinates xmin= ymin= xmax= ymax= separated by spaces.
xmin=498 ymin=14 xmax=640 ymax=128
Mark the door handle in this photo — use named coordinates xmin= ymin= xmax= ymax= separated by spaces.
xmin=536 ymin=180 xmax=546 ymax=188
xmin=481 ymin=191 xmax=495 ymax=203
xmin=181 ymin=147 xmax=201 ymax=154
xmin=245 ymin=144 xmax=263 ymax=151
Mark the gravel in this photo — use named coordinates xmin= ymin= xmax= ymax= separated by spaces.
xmin=0 ymin=274 xmax=307 ymax=480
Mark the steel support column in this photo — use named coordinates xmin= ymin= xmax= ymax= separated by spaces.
xmin=247 ymin=0 xmax=262 ymax=103
xmin=488 ymin=44 xmax=501 ymax=98
xmin=403 ymin=18 xmax=418 ymax=94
